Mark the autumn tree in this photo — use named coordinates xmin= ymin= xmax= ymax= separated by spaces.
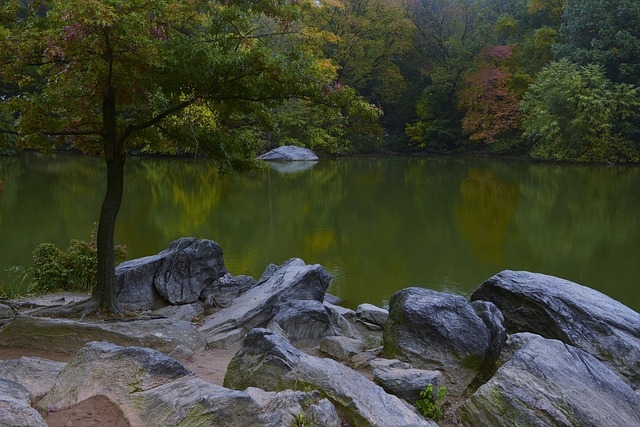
xmin=0 ymin=0 xmax=360 ymax=314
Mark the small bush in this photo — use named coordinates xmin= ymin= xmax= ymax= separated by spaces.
xmin=415 ymin=384 xmax=447 ymax=421
xmin=0 ymin=266 xmax=34 ymax=298
xmin=31 ymin=225 xmax=127 ymax=293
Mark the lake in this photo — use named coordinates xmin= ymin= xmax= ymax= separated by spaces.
xmin=1 ymin=154 xmax=639 ymax=312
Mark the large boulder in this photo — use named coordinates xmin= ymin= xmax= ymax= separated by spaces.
xmin=199 ymin=258 xmax=331 ymax=348
xmin=0 ymin=357 xmax=67 ymax=399
xmin=471 ymin=270 xmax=640 ymax=389
xmin=224 ymin=328 xmax=435 ymax=427
xmin=268 ymin=300 xmax=341 ymax=348
xmin=0 ymin=316 xmax=206 ymax=354
xmin=257 ymin=145 xmax=319 ymax=161
xmin=115 ymin=238 xmax=228 ymax=310
xmin=458 ymin=337 xmax=640 ymax=427
xmin=200 ymin=273 xmax=257 ymax=308
xmin=38 ymin=341 xmax=341 ymax=427
xmin=0 ymin=378 xmax=47 ymax=427
xmin=383 ymin=288 xmax=495 ymax=395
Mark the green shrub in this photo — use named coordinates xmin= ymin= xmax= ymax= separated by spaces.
xmin=415 ymin=384 xmax=447 ymax=421
xmin=0 ymin=266 xmax=34 ymax=299
xmin=31 ymin=225 xmax=127 ymax=293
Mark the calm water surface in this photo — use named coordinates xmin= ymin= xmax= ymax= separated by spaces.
xmin=1 ymin=154 xmax=638 ymax=311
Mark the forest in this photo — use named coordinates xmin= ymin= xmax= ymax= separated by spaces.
xmin=2 ymin=0 xmax=640 ymax=164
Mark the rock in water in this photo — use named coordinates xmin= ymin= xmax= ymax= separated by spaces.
xmin=224 ymin=328 xmax=436 ymax=427
xmin=459 ymin=337 xmax=640 ymax=427
xmin=257 ymin=145 xmax=319 ymax=161
xmin=383 ymin=287 xmax=498 ymax=395
xmin=471 ymin=270 xmax=640 ymax=390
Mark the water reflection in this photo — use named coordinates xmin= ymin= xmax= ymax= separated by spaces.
xmin=267 ymin=161 xmax=318 ymax=174
xmin=1 ymin=155 xmax=638 ymax=312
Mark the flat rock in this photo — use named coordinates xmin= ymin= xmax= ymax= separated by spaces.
xmin=0 ymin=356 xmax=67 ymax=399
xmin=0 ymin=378 xmax=47 ymax=427
xmin=224 ymin=328 xmax=435 ymax=427
xmin=459 ymin=337 xmax=640 ymax=427
xmin=257 ymin=145 xmax=319 ymax=161
xmin=370 ymin=358 xmax=445 ymax=404
xmin=471 ymin=270 xmax=640 ymax=389
xmin=0 ymin=316 xmax=206 ymax=354
xmin=356 ymin=303 xmax=389 ymax=327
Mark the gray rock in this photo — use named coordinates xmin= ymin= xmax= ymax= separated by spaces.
xmin=356 ymin=303 xmax=389 ymax=327
xmin=471 ymin=300 xmax=507 ymax=378
xmin=224 ymin=328 xmax=435 ymax=427
xmin=458 ymin=338 xmax=640 ymax=427
xmin=168 ymin=344 xmax=194 ymax=363
xmin=383 ymin=287 xmax=491 ymax=395
xmin=370 ymin=358 xmax=445 ymax=404
xmin=0 ymin=316 xmax=206 ymax=354
xmin=39 ymin=341 xmax=336 ymax=427
xmin=0 ymin=378 xmax=47 ymax=427
xmin=199 ymin=258 xmax=331 ymax=348
xmin=497 ymin=332 xmax=544 ymax=366
xmin=257 ymin=145 xmax=319 ymax=161
xmin=0 ymin=356 xmax=67 ymax=399
xmin=471 ymin=270 xmax=640 ymax=389
xmin=324 ymin=301 xmax=356 ymax=321
xmin=116 ymin=238 xmax=228 ymax=309
xmin=152 ymin=302 xmax=204 ymax=321
xmin=0 ymin=303 xmax=15 ymax=319
xmin=319 ymin=336 xmax=365 ymax=362
xmin=268 ymin=300 xmax=339 ymax=347
xmin=201 ymin=273 xmax=257 ymax=308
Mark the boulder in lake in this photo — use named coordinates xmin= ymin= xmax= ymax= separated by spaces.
xmin=383 ymin=287 xmax=493 ymax=395
xmin=458 ymin=337 xmax=640 ymax=427
xmin=471 ymin=270 xmax=640 ymax=390
xmin=115 ymin=237 xmax=228 ymax=310
xmin=257 ymin=145 xmax=319 ymax=161
xmin=224 ymin=328 xmax=435 ymax=427
xmin=38 ymin=341 xmax=338 ymax=427
xmin=199 ymin=258 xmax=331 ymax=348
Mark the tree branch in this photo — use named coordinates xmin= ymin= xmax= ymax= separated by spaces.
xmin=121 ymin=98 xmax=196 ymax=141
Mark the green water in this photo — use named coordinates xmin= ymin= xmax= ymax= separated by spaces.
xmin=1 ymin=154 xmax=638 ymax=312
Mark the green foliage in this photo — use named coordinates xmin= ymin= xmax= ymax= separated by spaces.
xmin=415 ymin=384 xmax=447 ymax=421
xmin=521 ymin=60 xmax=640 ymax=162
xmin=31 ymin=228 xmax=127 ymax=293
xmin=0 ymin=266 xmax=33 ymax=299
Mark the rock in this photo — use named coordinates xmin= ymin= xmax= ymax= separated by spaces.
xmin=383 ymin=287 xmax=491 ymax=395
xmin=319 ymin=336 xmax=365 ymax=362
xmin=471 ymin=300 xmax=507 ymax=378
xmin=39 ymin=341 xmax=338 ymax=427
xmin=224 ymin=328 xmax=435 ymax=427
xmin=0 ymin=303 xmax=15 ymax=319
xmin=324 ymin=301 xmax=356 ymax=321
xmin=0 ymin=378 xmax=47 ymax=427
xmin=370 ymin=358 xmax=445 ymax=404
xmin=471 ymin=270 xmax=640 ymax=389
xmin=152 ymin=302 xmax=204 ymax=321
xmin=257 ymin=145 xmax=319 ymax=161
xmin=116 ymin=238 xmax=228 ymax=310
xmin=200 ymin=273 xmax=257 ymax=308
xmin=199 ymin=258 xmax=331 ymax=348
xmin=168 ymin=344 xmax=194 ymax=363
xmin=356 ymin=303 xmax=389 ymax=327
xmin=0 ymin=316 xmax=206 ymax=354
xmin=268 ymin=300 xmax=340 ymax=347
xmin=458 ymin=338 xmax=640 ymax=427
xmin=0 ymin=357 xmax=67 ymax=399
xmin=497 ymin=332 xmax=544 ymax=366
xmin=324 ymin=293 xmax=343 ymax=305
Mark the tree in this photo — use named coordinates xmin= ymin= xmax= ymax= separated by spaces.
xmin=553 ymin=0 xmax=640 ymax=84
xmin=1 ymin=0 xmax=357 ymax=314
xmin=520 ymin=60 xmax=640 ymax=162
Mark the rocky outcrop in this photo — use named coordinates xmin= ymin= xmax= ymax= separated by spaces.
xmin=0 ymin=357 xmax=66 ymax=399
xmin=268 ymin=300 xmax=344 ymax=348
xmin=471 ymin=270 xmax=640 ymax=389
xmin=200 ymin=273 xmax=257 ymax=308
xmin=0 ymin=316 xmax=205 ymax=354
xmin=459 ymin=337 xmax=640 ymax=427
xmin=115 ymin=238 xmax=228 ymax=310
xmin=0 ymin=378 xmax=47 ymax=427
xmin=383 ymin=287 xmax=498 ymax=395
xmin=39 ymin=341 xmax=341 ymax=427
xmin=369 ymin=358 xmax=444 ymax=405
xmin=199 ymin=258 xmax=331 ymax=348
xmin=224 ymin=328 xmax=435 ymax=427
xmin=257 ymin=145 xmax=319 ymax=161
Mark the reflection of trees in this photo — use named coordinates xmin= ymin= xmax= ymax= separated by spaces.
xmin=455 ymin=169 xmax=519 ymax=264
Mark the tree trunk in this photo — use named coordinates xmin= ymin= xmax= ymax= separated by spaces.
xmin=92 ymin=90 xmax=124 ymax=313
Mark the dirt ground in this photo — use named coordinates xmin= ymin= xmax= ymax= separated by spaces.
xmin=0 ymin=345 xmax=237 ymax=427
